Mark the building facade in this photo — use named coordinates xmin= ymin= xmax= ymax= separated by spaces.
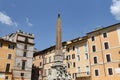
xmin=33 ymin=37 xmax=91 ymax=80
xmin=12 ymin=30 xmax=34 ymax=80
xmin=32 ymin=49 xmax=47 ymax=80
xmin=65 ymin=37 xmax=90 ymax=80
xmin=33 ymin=46 xmax=56 ymax=80
xmin=87 ymin=23 xmax=120 ymax=80
xmin=33 ymin=23 xmax=120 ymax=80
xmin=0 ymin=38 xmax=16 ymax=80
xmin=32 ymin=42 xmax=69 ymax=80
xmin=1 ymin=30 xmax=35 ymax=80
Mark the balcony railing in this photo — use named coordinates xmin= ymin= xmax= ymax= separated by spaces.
xmin=76 ymin=71 xmax=90 ymax=78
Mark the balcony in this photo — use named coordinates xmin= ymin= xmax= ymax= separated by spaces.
xmin=76 ymin=71 xmax=90 ymax=78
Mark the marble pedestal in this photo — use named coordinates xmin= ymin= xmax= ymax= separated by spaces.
xmin=46 ymin=54 xmax=71 ymax=80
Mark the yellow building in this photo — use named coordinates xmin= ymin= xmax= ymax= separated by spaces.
xmin=33 ymin=37 xmax=91 ymax=80
xmin=32 ymin=50 xmax=43 ymax=80
xmin=33 ymin=46 xmax=57 ymax=80
xmin=32 ymin=42 xmax=69 ymax=80
xmin=65 ymin=36 xmax=90 ymax=80
xmin=42 ymin=46 xmax=56 ymax=80
xmin=87 ymin=23 xmax=120 ymax=80
xmin=0 ymin=38 xmax=16 ymax=80
xmin=33 ymin=46 xmax=56 ymax=80
xmin=33 ymin=23 xmax=120 ymax=80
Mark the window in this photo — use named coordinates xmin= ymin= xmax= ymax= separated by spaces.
xmin=0 ymin=43 xmax=3 ymax=47
xmin=66 ymin=56 xmax=68 ymax=60
xmin=86 ymin=66 xmax=90 ymax=75
xmin=40 ymin=62 xmax=42 ymax=66
xmin=49 ymin=56 xmax=51 ymax=63
xmin=21 ymin=73 xmax=24 ymax=76
xmin=104 ymin=42 xmax=109 ymax=49
xmin=68 ymin=55 xmax=71 ymax=60
xmin=103 ymin=32 xmax=107 ymax=38
xmin=118 ymin=64 xmax=120 ymax=67
xmin=92 ymin=45 xmax=96 ymax=52
xmin=24 ymin=45 xmax=27 ymax=49
xmin=106 ymin=54 xmax=111 ymax=62
xmin=69 ymin=74 xmax=71 ymax=76
xmin=93 ymin=57 xmax=98 ymax=64
xmin=25 ymin=37 xmax=28 ymax=43
xmin=23 ymin=52 xmax=27 ymax=57
xmin=73 ymin=62 xmax=76 ymax=67
xmin=75 ymin=46 xmax=80 ymax=54
xmin=68 ymin=63 xmax=70 ymax=68
xmin=85 ymin=53 xmax=88 ymax=60
xmin=78 ymin=67 xmax=80 ymax=73
xmin=67 ymin=48 xmax=69 ymax=52
xmin=5 ymin=76 xmax=8 ymax=80
xmin=72 ymin=54 xmax=75 ymax=59
xmin=84 ymin=44 xmax=88 ymax=52
xmin=8 ymin=54 xmax=12 ymax=59
xmin=6 ymin=64 xmax=10 ymax=72
xmin=72 ymin=73 xmax=76 ymax=79
xmin=22 ymin=60 xmax=26 ymax=70
xmin=44 ymin=58 xmax=47 ymax=64
xmin=108 ymin=68 xmax=113 ymax=75
xmin=8 ymin=44 xmax=14 ymax=49
xmin=66 ymin=55 xmax=71 ymax=60
xmin=77 ymin=55 xmax=80 ymax=61
xmin=91 ymin=36 xmax=95 ymax=41
xmin=95 ymin=69 xmax=99 ymax=76
xmin=73 ymin=46 xmax=75 ymax=50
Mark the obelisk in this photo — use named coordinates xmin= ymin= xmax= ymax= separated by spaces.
xmin=56 ymin=13 xmax=62 ymax=54
xmin=47 ymin=13 xmax=71 ymax=80
xmin=54 ymin=13 xmax=63 ymax=63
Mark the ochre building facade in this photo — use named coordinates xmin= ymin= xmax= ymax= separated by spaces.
xmin=33 ymin=23 xmax=120 ymax=80
xmin=0 ymin=38 xmax=16 ymax=80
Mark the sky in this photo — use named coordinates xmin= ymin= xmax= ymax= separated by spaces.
xmin=0 ymin=0 xmax=120 ymax=50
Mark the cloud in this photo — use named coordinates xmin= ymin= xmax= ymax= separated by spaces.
xmin=26 ymin=17 xmax=33 ymax=27
xmin=0 ymin=11 xmax=18 ymax=26
xmin=110 ymin=0 xmax=120 ymax=20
